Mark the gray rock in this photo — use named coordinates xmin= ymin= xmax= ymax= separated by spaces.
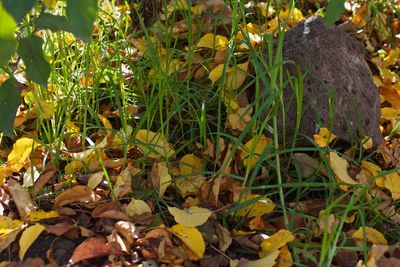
xmin=263 ymin=16 xmax=382 ymax=146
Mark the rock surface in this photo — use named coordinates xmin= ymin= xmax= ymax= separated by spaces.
xmin=267 ymin=16 xmax=382 ymax=146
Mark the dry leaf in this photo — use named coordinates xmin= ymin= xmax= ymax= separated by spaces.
xmin=352 ymin=226 xmax=388 ymax=245
xmin=8 ymin=181 xmax=37 ymax=220
xmin=313 ymin=128 xmax=336 ymax=148
xmin=54 ymin=185 xmax=101 ymax=208
xmin=7 ymin=138 xmax=37 ymax=172
xmin=168 ymin=206 xmax=212 ymax=227
xmin=196 ymin=33 xmax=228 ymax=51
xmin=240 ymin=135 xmax=272 ymax=168
xmin=126 ymin=198 xmax=151 ymax=217
xmin=215 ymin=223 xmax=232 ymax=252
xmin=259 ymin=230 xmax=294 ymax=257
xmin=151 ymin=162 xmax=171 ymax=196
xmin=328 ymin=152 xmax=358 ymax=191
xmin=19 ymin=224 xmax=45 ymax=260
xmin=230 ymin=249 xmax=280 ymax=267
xmin=87 ymin=171 xmax=104 ymax=190
xmin=135 ymin=130 xmax=175 ymax=159
xmin=170 ymin=224 xmax=205 ymax=260
xmin=0 ymin=216 xmax=24 ymax=253
xmin=70 ymin=237 xmax=122 ymax=264
xmin=383 ymin=172 xmax=400 ymax=200
xmin=26 ymin=210 xmax=59 ymax=222
xmin=292 ymin=153 xmax=328 ymax=178
xmin=235 ymin=194 xmax=275 ymax=218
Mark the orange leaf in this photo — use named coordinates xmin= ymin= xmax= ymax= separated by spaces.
xmin=54 ymin=185 xmax=101 ymax=208
xmin=70 ymin=237 xmax=122 ymax=264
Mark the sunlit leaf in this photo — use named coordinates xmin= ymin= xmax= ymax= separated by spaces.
xmin=135 ymin=130 xmax=175 ymax=159
xmin=279 ymin=7 xmax=304 ymax=25
xmin=170 ymin=224 xmax=205 ymax=260
xmin=0 ymin=2 xmax=17 ymax=66
xmin=0 ymin=216 xmax=24 ymax=253
xmin=361 ymin=161 xmax=384 ymax=188
xmin=352 ymin=226 xmax=388 ymax=245
xmin=26 ymin=210 xmax=59 ymax=222
xmin=19 ymin=223 xmax=45 ymax=260
xmin=328 ymin=152 xmax=357 ymax=191
xmin=240 ymin=135 xmax=272 ymax=168
xmin=235 ymin=194 xmax=275 ymax=217
xmin=7 ymin=137 xmax=36 ymax=172
xmin=260 ymin=230 xmax=295 ymax=257
xmin=126 ymin=198 xmax=151 ymax=217
xmin=277 ymin=245 xmax=293 ymax=267
xmin=168 ymin=206 xmax=212 ymax=227
xmin=384 ymin=172 xmax=400 ymax=201
xmin=23 ymin=164 xmax=40 ymax=187
xmin=197 ymin=33 xmax=228 ymax=51
xmin=313 ymin=128 xmax=336 ymax=148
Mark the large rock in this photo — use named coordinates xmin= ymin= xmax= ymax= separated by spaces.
xmin=265 ymin=16 xmax=382 ymax=146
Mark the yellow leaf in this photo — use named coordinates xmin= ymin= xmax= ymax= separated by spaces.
xmin=240 ymin=135 xmax=272 ymax=168
xmin=328 ymin=152 xmax=358 ymax=191
xmin=175 ymin=175 xmax=205 ymax=198
xmin=7 ymin=138 xmax=37 ymax=172
xmin=277 ymin=245 xmax=293 ymax=267
xmin=278 ymin=7 xmax=304 ymax=25
xmin=66 ymin=119 xmax=80 ymax=133
xmin=135 ymin=130 xmax=175 ymax=159
xmin=87 ymin=171 xmax=104 ymax=190
xmin=230 ymin=249 xmax=280 ymax=267
xmin=226 ymin=61 xmax=249 ymax=90
xmin=0 ymin=216 xmax=24 ymax=252
xmin=155 ymin=162 xmax=171 ymax=196
xmin=260 ymin=230 xmax=295 ymax=257
xmin=232 ymin=229 xmax=256 ymax=236
xmin=180 ymin=154 xmax=203 ymax=176
xmin=313 ymin=128 xmax=336 ymax=148
xmin=197 ymin=33 xmax=229 ymax=51
xmin=361 ymin=161 xmax=384 ymax=188
xmin=170 ymin=224 xmax=205 ymax=260
xmin=384 ymin=172 xmax=400 ymax=200
xmin=381 ymin=107 xmax=400 ymax=120
xmin=26 ymin=210 xmax=59 ymax=222
xmin=19 ymin=224 xmax=45 ymax=260
xmin=0 ymin=167 xmax=13 ymax=185
xmin=362 ymin=136 xmax=373 ymax=149
xmin=236 ymin=194 xmax=275 ymax=217
xmin=257 ymin=2 xmax=275 ymax=18
xmin=126 ymin=198 xmax=151 ymax=217
xmin=36 ymin=101 xmax=55 ymax=119
xmin=168 ymin=206 xmax=212 ymax=227
xmin=209 ymin=64 xmax=225 ymax=84
xmin=352 ymin=226 xmax=388 ymax=245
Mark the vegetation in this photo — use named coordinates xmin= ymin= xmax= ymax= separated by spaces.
xmin=0 ymin=0 xmax=399 ymax=266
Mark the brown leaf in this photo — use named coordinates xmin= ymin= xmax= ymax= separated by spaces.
xmin=54 ymin=185 xmax=101 ymax=208
xmin=46 ymin=222 xmax=74 ymax=237
xmin=8 ymin=180 xmax=37 ymax=220
xmin=215 ymin=222 xmax=232 ymax=252
xmin=33 ymin=165 xmax=57 ymax=196
xmin=70 ymin=237 xmax=122 ymax=264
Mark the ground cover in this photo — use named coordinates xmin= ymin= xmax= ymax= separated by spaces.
xmin=0 ymin=0 xmax=399 ymax=266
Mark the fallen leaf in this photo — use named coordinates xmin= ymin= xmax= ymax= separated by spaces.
xmin=278 ymin=7 xmax=304 ymax=25
xmin=54 ymin=185 xmax=101 ymax=208
xmin=8 ymin=181 xmax=37 ymax=220
xmin=26 ymin=210 xmax=59 ymax=222
xmin=361 ymin=161 xmax=384 ymax=187
xmin=7 ymin=138 xmax=37 ymax=172
xmin=87 ymin=171 xmax=104 ymax=190
xmin=151 ymin=162 xmax=171 ymax=196
xmin=135 ymin=130 xmax=175 ymax=159
xmin=175 ymin=154 xmax=205 ymax=198
xmin=240 ymin=135 xmax=272 ymax=168
xmin=292 ymin=153 xmax=328 ymax=178
xmin=328 ymin=152 xmax=358 ymax=191
xmin=235 ymin=194 xmax=275 ymax=217
xmin=259 ymin=229 xmax=295 ymax=257
xmin=313 ymin=127 xmax=336 ymax=148
xmin=19 ymin=223 xmax=45 ymax=260
xmin=383 ymin=172 xmax=400 ymax=200
xmin=230 ymin=249 xmax=280 ymax=267
xmin=70 ymin=237 xmax=122 ymax=264
xmin=215 ymin=223 xmax=232 ymax=252
xmin=352 ymin=226 xmax=388 ymax=245
xmin=0 ymin=216 xmax=24 ymax=253
xmin=227 ymin=105 xmax=253 ymax=132
xmin=277 ymin=245 xmax=293 ymax=267
xmin=126 ymin=198 xmax=151 ymax=217
xmin=196 ymin=33 xmax=228 ymax=51
xmin=23 ymin=164 xmax=40 ymax=187
xmin=170 ymin=224 xmax=205 ymax=260
xmin=46 ymin=222 xmax=75 ymax=237
xmin=168 ymin=206 xmax=212 ymax=227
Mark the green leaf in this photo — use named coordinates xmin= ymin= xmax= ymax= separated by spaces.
xmin=0 ymin=78 xmax=20 ymax=136
xmin=36 ymin=13 xmax=69 ymax=32
xmin=2 ymin=0 xmax=36 ymax=22
xmin=42 ymin=0 xmax=57 ymax=10
xmin=66 ymin=0 xmax=98 ymax=42
xmin=18 ymin=35 xmax=50 ymax=85
xmin=324 ymin=0 xmax=346 ymax=27
xmin=0 ymin=2 xmax=17 ymax=66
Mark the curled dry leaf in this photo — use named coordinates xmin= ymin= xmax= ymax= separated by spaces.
xmin=352 ymin=226 xmax=388 ymax=245
xmin=328 ymin=152 xmax=358 ymax=191
xmin=168 ymin=206 xmax=212 ymax=227
xmin=170 ymin=224 xmax=205 ymax=260
xmin=70 ymin=237 xmax=122 ymax=264
xmin=54 ymin=185 xmax=101 ymax=208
